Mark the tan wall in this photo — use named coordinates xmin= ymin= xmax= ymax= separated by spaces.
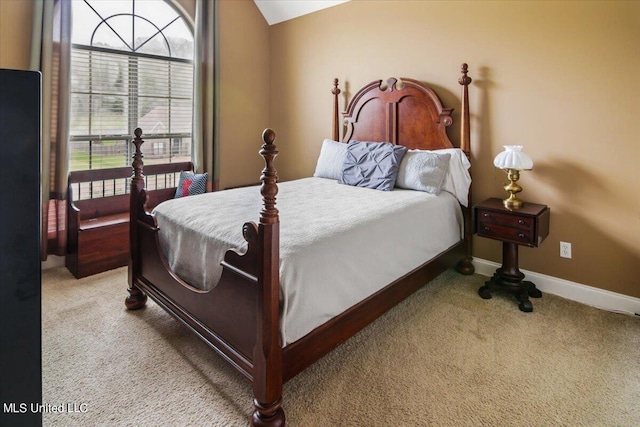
xmin=269 ymin=0 xmax=640 ymax=298
xmin=0 ymin=0 xmax=34 ymax=70
xmin=3 ymin=1 xmax=638 ymax=298
xmin=216 ymin=0 xmax=270 ymax=188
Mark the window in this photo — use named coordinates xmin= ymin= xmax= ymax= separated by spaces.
xmin=69 ymin=0 xmax=194 ymax=175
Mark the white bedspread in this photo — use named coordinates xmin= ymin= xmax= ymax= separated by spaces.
xmin=153 ymin=177 xmax=463 ymax=345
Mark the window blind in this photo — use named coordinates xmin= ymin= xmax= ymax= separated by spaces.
xmin=69 ymin=46 xmax=193 ymax=171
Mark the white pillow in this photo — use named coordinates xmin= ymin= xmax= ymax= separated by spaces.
xmin=313 ymin=139 xmax=347 ymax=180
xmin=395 ymin=151 xmax=451 ymax=194
xmin=408 ymin=148 xmax=472 ymax=206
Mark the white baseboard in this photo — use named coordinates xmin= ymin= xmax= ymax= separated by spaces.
xmin=472 ymin=258 xmax=640 ymax=318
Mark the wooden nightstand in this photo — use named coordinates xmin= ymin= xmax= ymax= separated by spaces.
xmin=474 ymin=198 xmax=550 ymax=312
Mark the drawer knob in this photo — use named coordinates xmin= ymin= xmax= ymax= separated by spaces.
xmin=483 ymin=213 xmax=490 ymax=218
xmin=518 ymin=233 xmax=525 ymax=238
xmin=518 ymin=219 xmax=525 ymax=225
xmin=483 ymin=226 xmax=491 ymax=232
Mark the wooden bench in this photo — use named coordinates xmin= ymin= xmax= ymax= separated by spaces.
xmin=66 ymin=162 xmax=193 ymax=278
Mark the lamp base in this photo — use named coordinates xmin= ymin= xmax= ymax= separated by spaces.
xmin=503 ymin=169 xmax=524 ymax=210
xmin=503 ymin=195 xmax=524 ymax=210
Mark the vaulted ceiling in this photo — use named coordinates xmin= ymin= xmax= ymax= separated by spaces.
xmin=253 ymin=0 xmax=350 ymax=25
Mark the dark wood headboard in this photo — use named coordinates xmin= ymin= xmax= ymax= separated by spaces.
xmin=332 ymin=64 xmax=471 ymax=156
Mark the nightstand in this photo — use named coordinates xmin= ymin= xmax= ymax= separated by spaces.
xmin=474 ymin=198 xmax=550 ymax=312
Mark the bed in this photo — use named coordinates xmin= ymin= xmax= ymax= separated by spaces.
xmin=126 ymin=64 xmax=474 ymax=426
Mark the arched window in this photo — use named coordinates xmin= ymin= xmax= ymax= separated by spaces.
xmin=69 ymin=0 xmax=194 ymax=171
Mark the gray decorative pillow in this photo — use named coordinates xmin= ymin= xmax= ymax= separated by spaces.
xmin=313 ymin=139 xmax=347 ymax=180
xmin=339 ymin=141 xmax=407 ymax=191
xmin=395 ymin=151 xmax=451 ymax=194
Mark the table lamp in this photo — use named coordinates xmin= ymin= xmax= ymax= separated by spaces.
xmin=493 ymin=145 xmax=533 ymax=209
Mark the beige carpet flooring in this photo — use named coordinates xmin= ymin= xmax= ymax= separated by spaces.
xmin=42 ymin=266 xmax=639 ymax=426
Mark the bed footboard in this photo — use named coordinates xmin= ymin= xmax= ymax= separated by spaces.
xmin=126 ymin=128 xmax=285 ymax=426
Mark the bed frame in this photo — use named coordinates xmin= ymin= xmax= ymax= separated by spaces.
xmin=126 ymin=64 xmax=474 ymax=426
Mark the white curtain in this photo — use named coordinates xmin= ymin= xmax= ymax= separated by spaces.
xmin=31 ymin=0 xmax=71 ymax=259
xmin=193 ymin=0 xmax=217 ymax=190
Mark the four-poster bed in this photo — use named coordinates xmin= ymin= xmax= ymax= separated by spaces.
xmin=126 ymin=64 xmax=474 ymax=426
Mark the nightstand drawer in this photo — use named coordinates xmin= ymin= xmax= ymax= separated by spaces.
xmin=473 ymin=198 xmax=550 ymax=248
xmin=476 ymin=220 xmax=535 ymax=245
xmin=476 ymin=209 xmax=534 ymax=231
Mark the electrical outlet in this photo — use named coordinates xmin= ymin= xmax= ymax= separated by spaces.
xmin=560 ymin=241 xmax=572 ymax=259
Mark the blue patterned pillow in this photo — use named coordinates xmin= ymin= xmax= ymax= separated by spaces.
xmin=174 ymin=171 xmax=208 ymax=198
xmin=339 ymin=141 xmax=407 ymax=191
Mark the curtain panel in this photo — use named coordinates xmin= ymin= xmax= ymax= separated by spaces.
xmin=31 ymin=0 xmax=71 ymax=260
xmin=193 ymin=0 xmax=217 ymax=191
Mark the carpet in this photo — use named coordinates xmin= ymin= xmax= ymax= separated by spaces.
xmin=42 ymin=266 xmax=640 ymax=426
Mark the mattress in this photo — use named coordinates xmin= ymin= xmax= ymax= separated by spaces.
xmin=153 ymin=177 xmax=463 ymax=345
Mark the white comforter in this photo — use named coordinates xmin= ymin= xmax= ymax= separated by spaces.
xmin=153 ymin=177 xmax=463 ymax=345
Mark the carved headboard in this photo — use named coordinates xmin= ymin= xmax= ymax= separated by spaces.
xmin=332 ymin=64 xmax=471 ymax=155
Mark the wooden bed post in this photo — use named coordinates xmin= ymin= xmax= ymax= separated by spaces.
xmin=456 ymin=64 xmax=475 ymax=275
xmin=332 ymin=78 xmax=341 ymax=141
xmin=126 ymin=128 xmax=148 ymax=309
xmin=252 ymin=128 xmax=285 ymax=427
